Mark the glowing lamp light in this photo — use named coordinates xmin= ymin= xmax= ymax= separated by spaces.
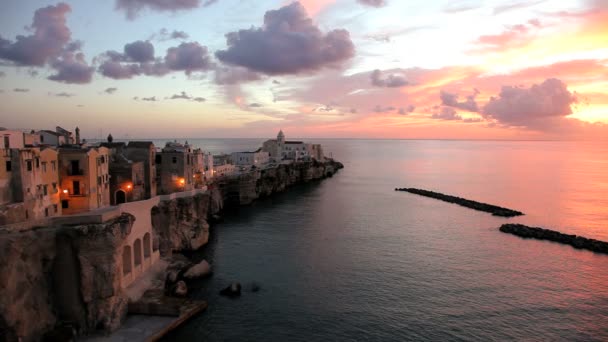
xmin=126 ymin=183 xmax=132 ymax=190
xmin=179 ymin=178 xmax=186 ymax=185
xmin=62 ymin=189 xmax=68 ymax=194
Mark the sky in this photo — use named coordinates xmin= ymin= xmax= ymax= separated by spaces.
xmin=0 ymin=0 xmax=607 ymax=140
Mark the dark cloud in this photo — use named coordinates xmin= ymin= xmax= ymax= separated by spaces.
xmin=115 ymin=0 xmax=202 ymax=19
xmin=398 ymin=105 xmax=415 ymax=115
xmin=49 ymin=91 xmax=75 ymax=97
xmin=0 ymin=3 xmax=71 ymax=66
xmin=165 ymin=42 xmax=212 ymax=74
xmin=371 ymin=69 xmax=408 ymax=87
xmin=152 ymin=28 xmax=190 ymax=41
xmin=14 ymin=88 xmax=29 ymax=92
xmin=483 ymin=78 xmax=577 ymax=128
xmin=249 ymin=103 xmax=263 ymax=107
xmin=192 ymin=97 xmax=206 ymax=102
xmin=214 ymin=66 xmax=262 ymax=85
xmin=440 ymin=89 xmax=479 ymax=112
xmin=98 ymin=41 xmax=210 ymax=79
xmin=357 ymin=0 xmax=387 ymax=7
xmin=124 ymin=40 xmax=155 ymax=63
xmin=432 ymin=107 xmax=462 ymax=120
xmin=374 ymin=105 xmax=396 ymax=113
xmin=272 ymin=79 xmax=281 ymax=84
xmin=105 ymin=87 xmax=118 ymax=94
xmin=141 ymin=96 xmax=157 ymax=101
xmin=48 ymin=51 xmax=95 ymax=84
xmin=215 ymin=2 xmax=355 ymax=75
xmin=168 ymin=91 xmax=191 ymax=100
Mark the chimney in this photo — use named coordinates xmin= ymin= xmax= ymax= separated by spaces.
xmin=75 ymin=127 xmax=80 ymax=144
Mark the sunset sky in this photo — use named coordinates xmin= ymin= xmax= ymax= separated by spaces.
xmin=0 ymin=0 xmax=607 ymax=139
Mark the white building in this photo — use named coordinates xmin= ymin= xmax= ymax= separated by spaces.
xmin=231 ymin=149 xmax=270 ymax=167
xmin=1 ymin=129 xmax=25 ymax=149
xmin=262 ymin=130 xmax=324 ymax=162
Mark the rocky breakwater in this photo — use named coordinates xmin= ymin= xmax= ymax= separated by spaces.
xmin=395 ymin=188 xmax=524 ymax=217
xmin=499 ymin=223 xmax=608 ymax=254
xmin=220 ymin=159 xmax=344 ymax=206
xmin=0 ymin=213 xmax=135 ymax=341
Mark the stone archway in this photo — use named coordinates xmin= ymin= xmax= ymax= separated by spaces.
xmin=143 ymin=233 xmax=151 ymax=259
xmin=134 ymin=239 xmax=142 ymax=267
xmin=115 ymin=190 xmax=126 ymax=204
xmin=122 ymin=245 xmax=132 ymax=275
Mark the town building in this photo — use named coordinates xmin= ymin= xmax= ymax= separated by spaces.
xmin=0 ymin=146 xmax=61 ymax=225
xmin=262 ymin=130 xmax=324 ymax=162
xmin=1 ymin=129 xmax=25 ymax=149
xmin=38 ymin=126 xmax=76 ymax=146
xmin=58 ymin=146 xmax=111 ymax=215
xmin=231 ymin=149 xmax=270 ymax=167
xmin=125 ymin=141 xmax=157 ymax=198
xmin=108 ymin=158 xmax=145 ymax=205
xmin=213 ymin=154 xmax=235 ymax=177
xmin=157 ymin=141 xmax=195 ymax=194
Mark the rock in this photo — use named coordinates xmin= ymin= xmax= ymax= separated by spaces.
xmin=220 ymin=282 xmax=242 ymax=297
xmin=499 ymin=224 xmax=608 ymax=255
xmin=183 ymin=260 xmax=211 ymax=279
xmin=173 ymin=281 xmax=188 ymax=297
xmin=250 ymin=282 xmax=261 ymax=293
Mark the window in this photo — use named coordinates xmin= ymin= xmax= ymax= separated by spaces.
xmin=5 ymin=161 xmax=11 ymax=172
xmin=155 ymin=155 xmax=161 ymax=164
xmin=101 ymin=156 xmax=105 ymax=164
xmin=3 ymin=136 xmax=9 ymax=149
xmin=62 ymin=200 xmax=69 ymax=209
xmin=172 ymin=156 xmax=177 ymax=164
xmin=73 ymin=181 xmax=80 ymax=195
xmin=52 ymin=183 xmax=57 ymax=190
xmin=26 ymin=160 xmax=32 ymax=171
xmin=43 ymin=185 xmax=48 ymax=196
xmin=25 ymin=210 xmax=28 ymax=219
xmin=45 ymin=208 xmax=49 ymax=217
xmin=53 ymin=204 xmax=58 ymax=212
xmin=51 ymin=161 xmax=56 ymax=171
xmin=35 ymin=158 xmax=40 ymax=168
xmin=40 ymin=135 xmax=44 ymax=143
xmin=42 ymin=162 xmax=47 ymax=172
xmin=97 ymin=176 xmax=101 ymax=186
xmin=71 ymin=160 xmax=79 ymax=175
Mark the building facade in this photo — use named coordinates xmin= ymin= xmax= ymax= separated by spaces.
xmin=125 ymin=141 xmax=157 ymax=199
xmin=262 ymin=130 xmax=323 ymax=162
xmin=157 ymin=141 xmax=194 ymax=194
xmin=58 ymin=146 xmax=111 ymax=215
xmin=0 ymin=147 xmax=61 ymax=225
xmin=231 ymin=149 xmax=270 ymax=167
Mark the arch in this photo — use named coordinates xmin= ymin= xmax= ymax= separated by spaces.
xmin=115 ymin=190 xmax=126 ymax=204
xmin=122 ymin=245 xmax=132 ymax=275
xmin=133 ymin=239 xmax=142 ymax=266
xmin=143 ymin=233 xmax=151 ymax=259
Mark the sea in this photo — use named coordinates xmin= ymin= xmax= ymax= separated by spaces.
xmin=140 ymin=139 xmax=608 ymax=341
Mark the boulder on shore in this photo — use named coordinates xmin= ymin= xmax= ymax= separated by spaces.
xmin=183 ymin=260 xmax=212 ymax=279
xmin=220 ymin=283 xmax=242 ymax=297
xmin=173 ymin=281 xmax=188 ymax=297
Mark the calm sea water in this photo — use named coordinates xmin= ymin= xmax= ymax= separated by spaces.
xmin=154 ymin=139 xmax=608 ymax=341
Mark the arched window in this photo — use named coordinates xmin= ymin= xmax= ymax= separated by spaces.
xmin=122 ymin=246 xmax=132 ymax=275
xmin=134 ymin=239 xmax=142 ymax=266
xmin=143 ymin=233 xmax=151 ymax=259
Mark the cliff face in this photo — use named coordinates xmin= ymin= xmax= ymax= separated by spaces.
xmin=151 ymin=188 xmax=223 ymax=257
xmin=221 ymin=160 xmax=343 ymax=206
xmin=0 ymin=214 xmax=134 ymax=341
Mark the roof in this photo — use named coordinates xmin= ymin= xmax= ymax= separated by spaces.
xmin=41 ymin=130 xmax=62 ymax=136
xmin=127 ymin=141 xmax=155 ymax=148
xmin=285 ymin=141 xmax=304 ymax=144
xmin=100 ymin=142 xmax=126 ymax=148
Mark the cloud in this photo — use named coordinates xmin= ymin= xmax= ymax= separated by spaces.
xmin=105 ymin=87 xmax=118 ymax=94
xmin=165 ymin=42 xmax=212 ymax=74
xmin=48 ymin=51 xmax=94 ymax=84
xmin=214 ymin=65 xmax=262 ymax=85
xmin=493 ymin=0 xmax=546 ymax=15
xmin=474 ymin=20 xmax=542 ymax=52
xmin=432 ymin=107 xmax=462 ymax=120
xmin=399 ymin=105 xmax=415 ymax=115
xmin=357 ymin=0 xmax=387 ymax=7
xmin=0 ymin=71 xmax=5 ymax=77
xmin=141 ymin=96 xmax=157 ymax=101
xmin=98 ymin=40 xmax=211 ymax=79
xmin=440 ymin=89 xmax=479 ymax=112
xmin=115 ymin=0 xmax=202 ymax=19
xmin=215 ymin=2 xmax=355 ymax=75
xmin=14 ymin=88 xmax=29 ymax=92
xmin=374 ymin=105 xmax=396 ymax=113
xmin=193 ymin=97 xmax=206 ymax=102
xmin=483 ymin=78 xmax=577 ymax=128
xmin=444 ymin=1 xmax=482 ymax=13
xmin=0 ymin=3 xmax=71 ymax=66
xmin=168 ymin=91 xmax=191 ymax=99
xmin=249 ymin=103 xmax=263 ymax=107
xmin=49 ymin=91 xmax=75 ymax=97
xmin=151 ymin=28 xmax=190 ymax=41
xmin=371 ymin=69 xmax=408 ymax=87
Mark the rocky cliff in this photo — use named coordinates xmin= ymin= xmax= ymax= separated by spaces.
xmin=0 ymin=214 xmax=135 ymax=341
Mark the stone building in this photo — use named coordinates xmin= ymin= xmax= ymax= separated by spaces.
xmin=262 ymin=130 xmax=323 ymax=161
xmin=213 ymin=154 xmax=235 ymax=177
xmin=38 ymin=126 xmax=75 ymax=146
xmin=58 ymin=146 xmax=111 ymax=215
xmin=1 ymin=129 xmax=25 ymax=149
xmin=108 ymin=158 xmax=145 ymax=205
xmin=125 ymin=141 xmax=157 ymax=198
xmin=0 ymin=146 xmax=61 ymax=225
xmin=231 ymin=149 xmax=270 ymax=167
xmin=157 ymin=141 xmax=195 ymax=194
